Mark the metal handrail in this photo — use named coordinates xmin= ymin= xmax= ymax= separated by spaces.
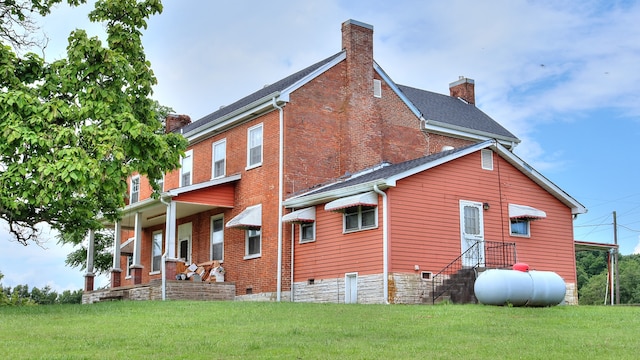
xmin=431 ymin=241 xmax=517 ymax=304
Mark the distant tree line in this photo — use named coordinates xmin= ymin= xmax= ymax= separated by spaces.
xmin=0 ymin=271 xmax=82 ymax=306
xmin=576 ymin=251 xmax=640 ymax=305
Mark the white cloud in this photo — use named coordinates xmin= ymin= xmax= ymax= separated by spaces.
xmin=0 ymin=223 xmax=108 ymax=293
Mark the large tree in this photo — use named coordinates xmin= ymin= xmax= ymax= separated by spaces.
xmin=0 ymin=0 xmax=187 ymax=245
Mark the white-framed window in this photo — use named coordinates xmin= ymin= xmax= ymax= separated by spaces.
xmin=151 ymin=230 xmax=163 ymax=273
xmin=344 ymin=206 xmax=377 ymax=233
xmin=247 ymin=124 xmax=263 ymax=168
xmin=481 ymin=149 xmax=493 ymax=170
xmin=125 ymin=255 xmax=133 ymax=278
xmin=245 ymin=229 xmax=261 ymax=259
xmin=300 ymin=222 xmax=315 ymax=243
xmin=211 ymin=215 xmax=224 ymax=261
xmin=130 ymin=176 xmax=140 ymax=204
xmin=155 ymin=174 xmax=164 ymax=193
xmin=510 ymin=219 xmax=531 ymax=237
xmin=212 ymin=139 xmax=226 ymax=179
xmin=180 ymin=149 xmax=193 ymax=187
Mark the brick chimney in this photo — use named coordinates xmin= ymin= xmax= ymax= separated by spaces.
xmin=341 ymin=19 xmax=383 ymax=173
xmin=449 ymin=76 xmax=475 ymax=105
xmin=165 ymin=114 xmax=191 ymax=133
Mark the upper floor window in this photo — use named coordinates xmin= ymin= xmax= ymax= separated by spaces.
xmin=130 ymin=176 xmax=140 ymax=204
xmin=180 ymin=149 xmax=193 ymax=187
xmin=247 ymin=124 xmax=263 ymax=168
xmin=212 ymin=139 xmax=226 ymax=179
xmin=155 ymin=174 xmax=164 ymax=193
xmin=344 ymin=206 xmax=377 ymax=233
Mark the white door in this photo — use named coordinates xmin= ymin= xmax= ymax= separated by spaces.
xmin=345 ymin=273 xmax=358 ymax=304
xmin=459 ymin=200 xmax=485 ymax=267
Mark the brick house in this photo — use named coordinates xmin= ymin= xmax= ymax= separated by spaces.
xmin=83 ymin=19 xmax=586 ymax=304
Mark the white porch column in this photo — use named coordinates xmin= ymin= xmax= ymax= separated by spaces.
xmin=165 ymin=200 xmax=177 ymax=259
xmin=112 ymin=221 xmax=122 ymax=270
xmin=83 ymin=229 xmax=95 ymax=291
xmin=133 ymin=211 xmax=142 ymax=266
xmin=85 ymin=229 xmax=95 ymax=274
xmin=131 ymin=211 xmax=143 ymax=284
xmin=111 ymin=221 xmax=123 ymax=288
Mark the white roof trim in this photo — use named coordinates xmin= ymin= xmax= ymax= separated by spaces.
xmin=226 ymin=204 xmax=262 ymax=229
xmin=491 ymin=142 xmax=587 ymax=216
xmin=324 ymin=192 xmax=378 ymax=212
xmin=282 ymin=207 xmax=316 ymax=223
xmin=374 ymin=62 xmax=422 ymax=119
xmin=509 ymin=204 xmax=547 ymax=220
xmin=421 ymin=119 xmax=519 ymax=147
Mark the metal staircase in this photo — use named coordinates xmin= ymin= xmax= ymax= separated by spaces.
xmin=431 ymin=241 xmax=517 ymax=304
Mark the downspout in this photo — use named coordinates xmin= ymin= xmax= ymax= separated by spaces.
xmin=290 ymin=223 xmax=295 ymax=302
xmin=160 ymin=196 xmax=171 ymax=301
xmin=273 ymin=97 xmax=284 ymax=301
xmin=373 ymin=184 xmax=389 ymax=304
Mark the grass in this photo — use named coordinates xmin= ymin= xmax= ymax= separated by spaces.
xmin=1 ymin=302 xmax=639 ymax=359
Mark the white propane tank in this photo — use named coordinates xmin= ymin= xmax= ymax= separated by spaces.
xmin=474 ymin=265 xmax=566 ymax=307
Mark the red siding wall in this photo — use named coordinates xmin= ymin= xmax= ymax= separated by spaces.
xmin=387 ymin=150 xmax=576 ymax=283
xmin=293 ymin=199 xmax=384 ymax=282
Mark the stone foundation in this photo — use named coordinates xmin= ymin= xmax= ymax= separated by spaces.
xmin=293 ymin=274 xmax=385 ymax=304
xmin=82 ymin=279 xmax=235 ymax=304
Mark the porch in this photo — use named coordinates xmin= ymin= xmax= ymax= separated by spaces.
xmin=82 ymin=279 xmax=236 ymax=304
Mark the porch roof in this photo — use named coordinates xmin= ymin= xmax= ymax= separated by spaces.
xmin=115 ymin=174 xmax=240 ymax=230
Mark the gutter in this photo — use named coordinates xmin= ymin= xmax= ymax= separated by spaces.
xmin=373 ymin=184 xmax=389 ymax=304
xmin=183 ymin=92 xmax=281 ymax=144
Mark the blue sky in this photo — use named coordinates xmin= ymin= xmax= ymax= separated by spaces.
xmin=1 ymin=0 xmax=640 ymax=292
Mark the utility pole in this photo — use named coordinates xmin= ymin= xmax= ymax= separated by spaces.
xmin=613 ymin=211 xmax=620 ymax=305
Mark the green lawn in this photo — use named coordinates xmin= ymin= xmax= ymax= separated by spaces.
xmin=1 ymin=301 xmax=638 ymax=359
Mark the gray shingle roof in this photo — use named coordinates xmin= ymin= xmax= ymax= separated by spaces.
xmin=300 ymin=141 xmax=484 ymax=196
xmin=397 ymin=85 xmax=518 ymax=140
xmin=179 ymin=51 xmax=518 ymax=144
xmin=179 ymin=51 xmax=345 ymax=134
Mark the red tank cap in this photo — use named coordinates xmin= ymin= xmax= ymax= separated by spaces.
xmin=513 ymin=263 xmax=530 ymax=272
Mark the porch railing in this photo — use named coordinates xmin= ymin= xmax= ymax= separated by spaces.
xmin=431 ymin=241 xmax=517 ymax=304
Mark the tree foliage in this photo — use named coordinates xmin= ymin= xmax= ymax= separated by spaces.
xmin=0 ymin=0 xmax=187 ymax=246
xmin=577 ymin=251 xmax=640 ymax=305
xmin=1 ymin=270 xmax=83 ymax=305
